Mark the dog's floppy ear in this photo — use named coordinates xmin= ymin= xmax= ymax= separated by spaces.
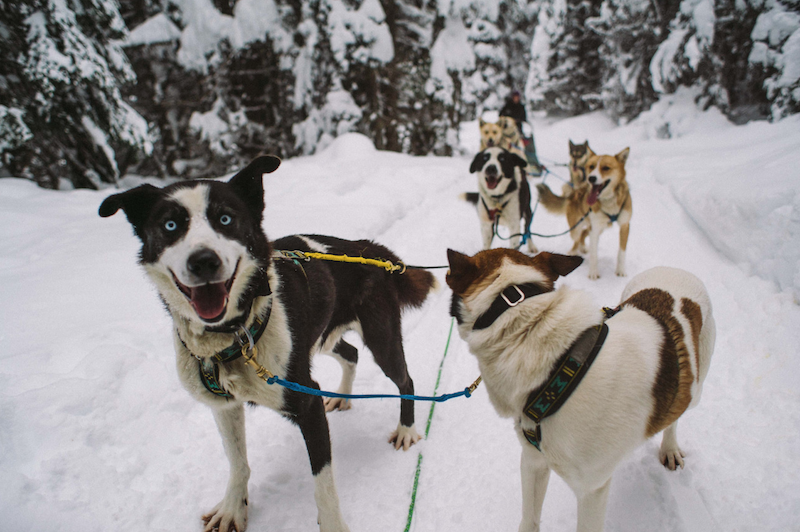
xmin=509 ymin=151 xmax=528 ymax=170
xmin=445 ymin=249 xmax=479 ymax=294
xmin=228 ymin=155 xmax=281 ymax=219
xmin=98 ymin=184 xmax=164 ymax=237
xmin=469 ymin=151 xmax=486 ymax=174
xmin=615 ymin=147 xmax=630 ymax=165
xmin=537 ymin=252 xmax=583 ymax=278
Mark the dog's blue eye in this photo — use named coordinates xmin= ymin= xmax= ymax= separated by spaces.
xmin=164 ymin=220 xmax=177 ymax=231
xmin=220 ymin=215 xmax=232 ymax=226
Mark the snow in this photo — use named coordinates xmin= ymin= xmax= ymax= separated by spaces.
xmin=428 ymin=16 xmax=476 ymax=102
xmin=82 ymin=115 xmax=118 ymax=182
xmin=2 ymin=108 xmax=800 ymax=531
xmin=189 ymin=98 xmax=238 ymax=156
xmin=169 ymin=0 xmax=288 ymax=73
xmin=0 ymin=105 xmax=33 ymax=152
xmin=327 ymin=0 xmax=394 ymax=67
xmin=122 ymin=13 xmax=181 ymax=46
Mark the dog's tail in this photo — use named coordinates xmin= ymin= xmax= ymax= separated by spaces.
xmin=536 ymin=183 xmax=568 ymax=215
xmin=460 ymin=192 xmax=479 ymax=205
xmin=396 ymin=267 xmax=438 ymax=309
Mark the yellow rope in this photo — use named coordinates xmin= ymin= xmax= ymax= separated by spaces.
xmin=275 ymin=250 xmax=406 ymax=273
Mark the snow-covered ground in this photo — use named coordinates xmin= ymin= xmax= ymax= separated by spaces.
xmin=2 ymin=102 xmax=799 ymax=532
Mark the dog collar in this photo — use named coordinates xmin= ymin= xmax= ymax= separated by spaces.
xmin=480 ymin=196 xmax=513 ymax=222
xmin=521 ymin=306 xmax=620 ymax=450
xmin=600 ymin=192 xmax=629 ymax=224
xmin=472 ymin=283 xmax=549 ymax=331
xmin=178 ymin=295 xmax=273 ymax=400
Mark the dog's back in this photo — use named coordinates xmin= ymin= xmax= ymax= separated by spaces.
xmin=618 ymin=267 xmax=715 ymax=429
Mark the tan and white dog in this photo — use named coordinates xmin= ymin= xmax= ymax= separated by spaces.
xmin=497 ymin=116 xmax=529 ymax=162
xmin=480 ymin=117 xmax=529 ymax=168
xmin=537 ymin=148 xmax=632 ymax=280
xmin=479 ymin=118 xmax=504 ymax=150
xmin=446 ymin=248 xmax=715 ymax=532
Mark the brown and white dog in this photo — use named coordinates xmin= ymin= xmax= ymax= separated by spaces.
xmin=465 ymin=147 xmax=537 ymax=253
xmin=446 ymin=248 xmax=715 ymax=532
xmin=537 ymin=148 xmax=632 ymax=280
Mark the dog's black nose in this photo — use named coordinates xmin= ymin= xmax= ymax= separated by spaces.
xmin=486 ymin=164 xmax=498 ymax=176
xmin=588 ymin=175 xmax=596 ymax=184
xmin=187 ymin=248 xmax=222 ymax=280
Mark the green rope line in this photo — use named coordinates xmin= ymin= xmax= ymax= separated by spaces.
xmin=404 ymin=316 xmax=456 ymax=532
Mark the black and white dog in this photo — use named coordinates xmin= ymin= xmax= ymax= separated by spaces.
xmin=465 ymin=147 xmax=537 ymax=253
xmin=98 ymin=155 xmax=436 ymax=532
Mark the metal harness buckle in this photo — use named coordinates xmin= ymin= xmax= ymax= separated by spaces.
xmin=501 ymin=285 xmax=525 ymax=307
xmin=235 ymin=324 xmax=255 ymax=353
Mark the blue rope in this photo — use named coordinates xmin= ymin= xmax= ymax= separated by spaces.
xmin=263 ymin=374 xmax=476 ymax=403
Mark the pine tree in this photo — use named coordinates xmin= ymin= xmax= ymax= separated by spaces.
xmin=0 ymin=0 xmax=152 ymax=189
xmin=587 ymin=0 xmax=674 ymax=121
xmin=747 ymin=0 xmax=800 ymax=120
xmin=527 ymin=0 xmax=604 ymax=115
xmin=713 ymin=0 xmax=768 ymax=122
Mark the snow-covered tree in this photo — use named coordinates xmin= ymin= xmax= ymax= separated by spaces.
xmin=425 ymin=0 xmax=536 ymax=153
xmin=748 ymin=0 xmax=800 ymax=120
xmin=0 ymin=0 xmax=152 ymax=189
xmin=587 ymin=0 xmax=674 ymax=121
xmin=650 ymin=0 xmax=716 ymax=96
xmin=527 ymin=0 xmax=604 ymax=115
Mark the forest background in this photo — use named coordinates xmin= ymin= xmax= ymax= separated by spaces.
xmin=1 ymin=0 xmax=799 ymax=189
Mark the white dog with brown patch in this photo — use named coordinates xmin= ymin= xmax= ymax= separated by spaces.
xmin=446 ymin=248 xmax=715 ymax=532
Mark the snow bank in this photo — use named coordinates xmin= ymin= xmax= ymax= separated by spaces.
xmin=632 ymin=91 xmax=800 ymax=302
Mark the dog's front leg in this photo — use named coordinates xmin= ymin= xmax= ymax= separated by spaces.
xmin=519 ymin=445 xmax=550 ymax=532
xmin=588 ymin=223 xmax=603 ymax=280
xmin=481 ymin=220 xmax=495 ymax=250
xmin=203 ymin=404 xmax=250 ymax=532
xmin=296 ymin=395 xmax=350 ymax=532
xmin=615 ymin=222 xmax=629 ymax=277
xmin=575 ymin=479 xmax=611 ymax=532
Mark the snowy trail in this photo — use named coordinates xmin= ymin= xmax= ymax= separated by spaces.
xmin=2 ymin=111 xmax=799 ymax=532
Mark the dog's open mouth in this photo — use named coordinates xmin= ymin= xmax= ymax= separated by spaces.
xmin=173 ymin=268 xmax=237 ymax=322
xmin=485 ymin=175 xmax=500 ymax=190
xmin=588 ymin=181 xmax=609 ymax=206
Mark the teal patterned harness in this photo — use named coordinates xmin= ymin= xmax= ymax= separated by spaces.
xmin=179 ymin=303 xmax=272 ymax=400
xmin=521 ymin=306 xmax=619 ymax=450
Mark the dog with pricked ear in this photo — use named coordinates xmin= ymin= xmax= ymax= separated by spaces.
xmin=537 ymin=146 xmax=632 ymax=279
xmin=99 ymin=155 xmax=437 ymax=532
xmin=446 ymin=247 xmax=715 ymax=532
xmin=463 ymin=147 xmax=537 ymax=254
xmin=568 ymin=139 xmax=595 ymax=189
xmin=479 ymin=118 xmax=504 ymax=150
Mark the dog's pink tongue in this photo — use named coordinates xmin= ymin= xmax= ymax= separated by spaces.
xmin=190 ymin=283 xmax=228 ymax=320
xmin=588 ymin=185 xmax=601 ymax=206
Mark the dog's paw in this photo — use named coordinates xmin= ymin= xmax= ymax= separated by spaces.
xmin=202 ymin=498 xmax=248 ymax=532
xmin=527 ymin=240 xmax=538 ymax=254
xmin=588 ymin=270 xmax=600 ymax=280
xmin=615 ymin=264 xmax=627 ymax=277
xmin=324 ymin=397 xmax=352 ymax=412
xmin=659 ymin=447 xmax=686 ymax=471
xmin=388 ymin=423 xmax=422 ymax=451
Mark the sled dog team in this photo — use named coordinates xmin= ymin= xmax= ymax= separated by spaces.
xmin=99 ymin=121 xmax=715 ymax=532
